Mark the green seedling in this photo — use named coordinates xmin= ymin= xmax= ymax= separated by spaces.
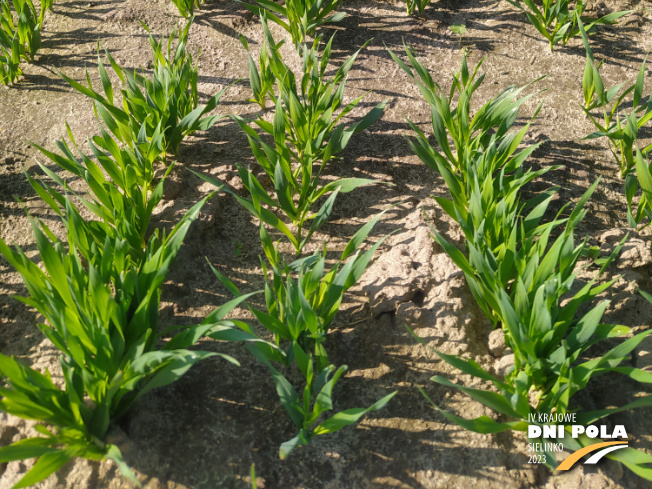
xmin=0 ymin=95 xmax=265 ymax=485
xmin=388 ymin=44 xmax=546 ymax=179
xmin=60 ymin=19 xmax=229 ymax=160
xmin=392 ymin=44 xmax=563 ymax=323
xmin=0 ymin=188 xmax=255 ymax=487
xmin=209 ymin=18 xmax=387 ymax=256
xmin=240 ymin=0 xmax=345 ymax=46
xmin=0 ymin=0 xmax=51 ymax=61
xmin=578 ymin=16 xmax=652 ymax=229
xmin=239 ymin=33 xmax=284 ymax=110
xmin=170 ymin=0 xmax=202 ymax=18
xmin=629 ymin=148 xmax=652 ymax=228
xmin=578 ymin=15 xmax=652 ymax=185
xmin=450 ymin=24 xmax=466 ymax=47
xmin=213 ymin=212 xmax=396 ymax=459
xmin=250 ymin=464 xmax=258 ymax=489
xmin=0 ymin=32 xmax=21 ymax=84
xmin=0 ymin=0 xmax=51 ymax=84
xmin=30 ymin=120 xmax=165 ymax=259
xmin=388 ymin=45 xmax=554 ymax=277
xmin=406 ymin=0 xmax=431 ymax=17
xmin=251 ymin=21 xmax=387 ymax=168
xmin=506 ymin=0 xmax=631 ymax=51
xmin=232 ymin=239 xmax=244 ymax=257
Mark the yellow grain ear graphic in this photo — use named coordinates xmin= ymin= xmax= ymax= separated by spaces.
xmin=557 ymin=441 xmax=629 ymax=471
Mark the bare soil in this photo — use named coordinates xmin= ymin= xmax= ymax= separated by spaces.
xmin=1 ymin=0 xmax=652 ymax=487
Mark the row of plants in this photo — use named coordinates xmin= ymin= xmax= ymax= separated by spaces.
xmin=170 ymin=0 xmax=203 ymax=19
xmin=0 ymin=13 xmax=398 ymax=486
xmin=0 ymin=21 xmax=258 ymax=487
xmin=2 ymin=0 xmax=640 ymax=85
xmin=389 ymin=38 xmax=652 ymax=479
xmin=2 ymin=4 xmax=652 ymax=489
xmin=507 ymin=0 xmax=632 ymax=51
xmin=574 ymin=15 xmax=652 ymax=236
xmin=237 ymin=0 xmax=637 ymax=47
xmin=242 ymin=0 xmax=344 ymax=46
xmin=2 ymin=0 xmax=345 ymax=82
xmin=196 ymin=14 xmax=396 ymax=459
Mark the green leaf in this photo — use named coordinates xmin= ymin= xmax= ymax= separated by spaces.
xmin=279 ymin=430 xmax=310 ymax=460
xmin=431 ymin=375 xmax=523 ymax=419
xmin=301 ymin=189 xmax=339 ymax=249
xmin=105 ymin=444 xmax=140 ymax=486
xmin=407 ymin=326 xmax=510 ymax=389
xmin=312 ymin=391 xmax=396 ymax=435
xmin=565 ymin=301 xmax=609 ymax=352
xmin=0 ymin=437 xmax=56 ymax=463
xmin=450 ymin=24 xmax=467 ymax=36
xmin=636 ymin=150 xmax=652 ymax=195
xmin=419 ymin=388 xmax=527 ymax=433
xmin=268 ymin=366 xmax=304 ymax=428
xmin=13 ymin=450 xmax=72 ymax=489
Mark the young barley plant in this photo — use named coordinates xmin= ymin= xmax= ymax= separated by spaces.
xmin=201 ymin=17 xmax=387 ymax=256
xmin=240 ymin=0 xmax=345 ymax=47
xmin=405 ymin=0 xmax=431 ymax=17
xmin=212 ymin=214 xmax=396 ymax=459
xmin=0 ymin=31 xmax=21 ymax=84
xmin=506 ymin=0 xmax=631 ymax=51
xmin=0 ymin=187 xmax=255 ymax=487
xmin=239 ymin=33 xmax=284 ymax=110
xmin=0 ymin=0 xmax=51 ymax=84
xmin=61 ymin=19 xmax=229 ymax=160
xmin=414 ymin=181 xmax=652 ymax=480
xmin=29 ymin=120 xmax=166 ymax=257
xmin=578 ymin=15 xmax=652 ymax=188
xmin=170 ymin=0 xmax=202 ymax=18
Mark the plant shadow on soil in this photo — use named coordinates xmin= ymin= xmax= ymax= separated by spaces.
xmin=318 ymin=0 xmax=526 ymax=61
